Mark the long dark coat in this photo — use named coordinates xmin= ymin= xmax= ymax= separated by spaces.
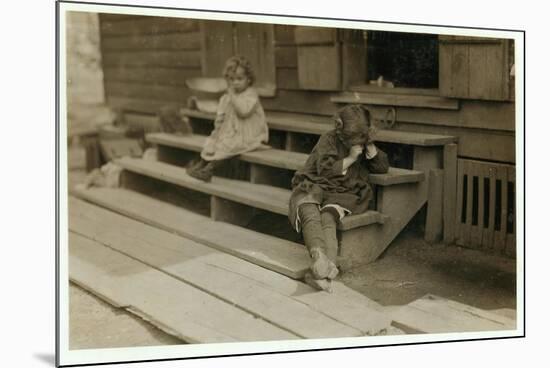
xmin=288 ymin=129 xmax=389 ymax=231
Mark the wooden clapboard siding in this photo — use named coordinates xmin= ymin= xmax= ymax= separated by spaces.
xmin=102 ymin=50 xmax=201 ymax=68
xmin=455 ymin=159 xmax=516 ymax=256
xmin=101 ymin=32 xmax=202 ymax=51
xmin=100 ymin=16 xmax=199 ymax=37
xmin=103 ymin=66 xmax=202 ymax=86
xmin=107 ymin=96 xmax=183 ymax=114
xmin=393 ymin=122 xmax=515 ymax=163
xmin=104 ymin=81 xmax=191 ymax=102
xmin=99 ymin=14 xmax=201 ymax=116
xmin=362 ymin=103 xmax=513 ymax=132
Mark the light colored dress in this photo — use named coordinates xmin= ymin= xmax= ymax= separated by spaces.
xmin=201 ymin=87 xmax=269 ymax=161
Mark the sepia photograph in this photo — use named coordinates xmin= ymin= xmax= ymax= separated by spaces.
xmin=57 ymin=0 xmax=524 ymax=366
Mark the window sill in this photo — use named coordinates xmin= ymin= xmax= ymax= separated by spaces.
xmin=331 ymin=87 xmax=459 ymax=110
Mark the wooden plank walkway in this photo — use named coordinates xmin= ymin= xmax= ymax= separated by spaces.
xmin=70 ymin=232 xmax=298 ymax=343
xmin=69 ymin=198 xmax=392 ymax=338
xmin=387 ymin=294 xmax=516 ymax=334
xmin=71 ymin=186 xmax=310 ymax=279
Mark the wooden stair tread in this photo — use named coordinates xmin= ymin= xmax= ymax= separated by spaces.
xmin=71 ymin=187 xmax=310 ymax=279
xmin=180 ymin=108 xmax=457 ymax=146
xmin=330 ymin=91 xmax=460 ymax=110
xmin=387 ymin=294 xmax=516 ymax=334
xmin=114 ymin=157 xmax=386 ymax=230
xmin=70 ymin=198 xmax=391 ymax=337
xmin=69 ymin=232 xmax=297 ymax=343
xmin=147 ymin=133 xmax=425 ymax=186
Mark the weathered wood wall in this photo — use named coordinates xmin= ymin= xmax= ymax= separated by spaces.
xmin=99 ymin=17 xmax=516 ymax=164
xmin=99 ymin=14 xmax=202 ymax=114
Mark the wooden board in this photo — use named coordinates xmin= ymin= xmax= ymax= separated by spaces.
xmin=294 ymin=26 xmax=336 ymax=45
xmin=146 ymin=133 xmax=425 ymax=186
xmin=71 ymin=186 xmax=309 ymax=279
xmin=70 ymin=198 xmax=391 ymax=337
xmin=276 ymin=67 xmax=300 ymax=90
xmin=69 ymin=232 xmax=296 ymax=343
xmin=274 ymin=25 xmax=296 ymax=45
xmin=395 ymin=122 xmax=515 ymax=163
xmin=425 ymin=169 xmax=444 ymax=243
xmin=439 ymin=38 xmax=511 ymax=101
xmin=103 ymin=66 xmax=202 ymax=86
xmin=274 ymin=46 xmax=298 ymax=68
xmin=297 ymin=44 xmax=341 ymax=90
xmin=388 ymin=294 xmax=516 ymax=334
xmin=179 ymin=109 xmax=457 ymax=146
xmin=107 ymin=96 xmax=184 ymax=115
xmin=101 ymin=32 xmax=202 ymax=51
xmin=234 ymin=22 xmax=276 ymax=89
xmin=200 ymin=20 xmax=235 ymax=77
xmin=114 ymin=157 xmax=385 ymax=230
xmin=102 ymin=50 xmax=202 ymax=68
xmin=99 ymin=16 xmax=199 ymax=37
xmin=104 ymin=81 xmax=191 ymax=102
xmin=331 ymin=92 xmax=459 ymax=110
xmin=443 ymin=144 xmax=458 ymax=244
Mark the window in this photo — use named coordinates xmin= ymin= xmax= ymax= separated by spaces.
xmin=366 ymin=31 xmax=439 ymax=89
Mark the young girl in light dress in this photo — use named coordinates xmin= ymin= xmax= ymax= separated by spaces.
xmin=187 ymin=56 xmax=269 ymax=182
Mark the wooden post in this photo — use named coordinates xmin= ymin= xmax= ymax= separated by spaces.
xmin=81 ymin=134 xmax=102 ymax=172
xmin=250 ymin=164 xmax=291 ymax=188
xmin=285 ymin=132 xmax=299 ymax=152
xmin=443 ymin=144 xmax=458 ymax=244
xmin=425 ymin=169 xmax=444 ymax=243
xmin=211 ymin=196 xmax=255 ymax=227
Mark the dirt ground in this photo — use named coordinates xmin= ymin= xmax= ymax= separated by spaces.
xmin=67 ymin=156 xmax=516 ymax=349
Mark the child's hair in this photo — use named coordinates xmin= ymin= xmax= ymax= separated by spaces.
xmin=223 ymin=55 xmax=255 ymax=86
xmin=334 ymin=104 xmax=377 ymax=142
xmin=335 ymin=104 xmax=371 ymax=128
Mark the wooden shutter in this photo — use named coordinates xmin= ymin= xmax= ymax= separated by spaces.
xmin=295 ymin=26 xmax=341 ymax=90
xmin=439 ymin=36 xmax=513 ymax=101
xmin=201 ymin=20 xmax=235 ymax=77
xmin=234 ymin=22 xmax=276 ymax=90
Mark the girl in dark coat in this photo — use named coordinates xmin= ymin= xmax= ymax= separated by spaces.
xmin=289 ymin=104 xmax=389 ymax=291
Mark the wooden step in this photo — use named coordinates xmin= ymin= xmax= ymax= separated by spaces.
xmin=387 ymin=294 xmax=516 ymax=334
xmin=70 ymin=197 xmax=392 ymax=337
xmin=180 ymin=109 xmax=457 ymax=146
xmin=71 ymin=186 xmax=310 ymax=279
xmin=147 ymin=132 xmax=425 ymax=186
xmin=69 ymin=232 xmax=298 ymax=343
xmin=114 ymin=157 xmax=387 ymax=230
xmin=330 ymin=91 xmax=460 ymax=110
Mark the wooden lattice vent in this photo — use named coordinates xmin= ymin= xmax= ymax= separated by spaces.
xmin=455 ymin=159 xmax=516 ymax=257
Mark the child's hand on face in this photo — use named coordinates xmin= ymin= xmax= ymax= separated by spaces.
xmin=348 ymin=145 xmax=364 ymax=160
